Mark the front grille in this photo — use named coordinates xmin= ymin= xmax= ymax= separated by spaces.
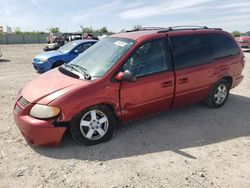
xmin=18 ymin=96 xmax=30 ymax=108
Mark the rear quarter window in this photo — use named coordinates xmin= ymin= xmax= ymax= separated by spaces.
xmin=209 ymin=33 xmax=240 ymax=59
xmin=170 ymin=34 xmax=213 ymax=70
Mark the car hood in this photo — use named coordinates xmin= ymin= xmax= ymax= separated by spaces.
xmin=21 ymin=69 xmax=90 ymax=104
xmin=34 ymin=50 xmax=63 ymax=60
xmin=239 ymin=36 xmax=250 ymax=41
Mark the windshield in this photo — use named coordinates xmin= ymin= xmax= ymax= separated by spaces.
xmin=58 ymin=41 xmax=79 ymax=53
xmin=69 ymin=37 xmax=135 ymax=78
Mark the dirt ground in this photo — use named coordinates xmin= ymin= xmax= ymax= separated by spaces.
xmin=0 ymin=44 xmax=250 ymax=188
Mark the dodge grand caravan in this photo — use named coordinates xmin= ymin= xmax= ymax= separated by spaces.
xmin=13 ymin=26 xmax=245 ymax=146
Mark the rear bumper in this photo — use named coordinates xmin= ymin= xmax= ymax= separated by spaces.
xmin=14 ymin=113 xmax=67 ymax=147
xmin=239 ymin=42 xmax=250 ymax=48
xmin=232 ymin=75 xmax=244 ymax=89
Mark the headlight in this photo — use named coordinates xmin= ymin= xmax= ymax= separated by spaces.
xmin=40 ymin=57 xmax=48 ymax=63
xmin=30 ymin=104 xmax=60 ymax=119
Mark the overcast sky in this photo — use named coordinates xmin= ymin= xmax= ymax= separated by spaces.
xmin=0 ymin=0 xmax=250 ymax=32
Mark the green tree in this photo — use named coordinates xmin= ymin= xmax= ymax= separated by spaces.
xmin=231 ymin=31 xmax=241 ymax=37
xmin=48 ymin=27 xmax=60 ymax=34
xmin=80 ymin=26 xmax=94 ymax=34
xmin=14 ymin=27 xmax=22 ymax=34
xmin=99 ymin=27 xmax=108 ymax=34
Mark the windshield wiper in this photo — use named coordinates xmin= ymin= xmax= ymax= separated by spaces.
xmin=63 ymin=63 xmax=80 ymax=73
xmin=71 ymin=64 xmax=91 ymax=80
xmin=64 ymin=64 xmax=91 ymax=80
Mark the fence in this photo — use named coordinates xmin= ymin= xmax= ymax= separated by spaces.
xmin=0 ymin=34 xmax=48 ymax=44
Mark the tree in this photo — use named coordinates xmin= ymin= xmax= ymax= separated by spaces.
xmin=14 ymin=27 xmax=22 ymax=34
xmin=48 ymin=27 xmax=60 ymax=34
xmin=80 ymin=26 xmax=94 ymax=34
xmin=99 ymin=27 xmax=108 ymax=34
xmin=231 ymin=31 xmax=241 ymax=37
xmin=80 ymin=26 xmax=111 ymax=36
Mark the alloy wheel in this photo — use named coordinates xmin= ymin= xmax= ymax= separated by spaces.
xmin=80 ymin=110 xmax=109 ymax=140
xmin=214 ymin=84 xmax=228 ymax=105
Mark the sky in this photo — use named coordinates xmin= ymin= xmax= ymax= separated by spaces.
xmin=0 ymin=0 xmax=250 ymax=33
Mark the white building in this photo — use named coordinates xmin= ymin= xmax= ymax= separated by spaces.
xmin=0 ymin=25 xmax=12 ymax=33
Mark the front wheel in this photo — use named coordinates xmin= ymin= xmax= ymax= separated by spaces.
xmin=70 ymin=105 xmax=117 ymax=145
xmin=204 ymin=79 xmax=230 ymax=108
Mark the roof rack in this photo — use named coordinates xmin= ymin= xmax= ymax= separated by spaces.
xmin=157 ymin=26 xmax=222 ymax=33
xmin=124 ymin=26 xmax=222 ymax=33
xmin=125 ymin=27 xmax=168 ymax=32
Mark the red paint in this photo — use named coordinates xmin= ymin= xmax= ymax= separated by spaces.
xmin=13 ymin=29 xmax=245 ymax=146
xmin=238 ymin=35 xmax=250 ymax=48
xmin=120 ymin=71 xmax=174 ymax=121
xmin=14 ymin=115 xmax=66 ymax=147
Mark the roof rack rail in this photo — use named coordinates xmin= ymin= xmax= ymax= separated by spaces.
xmin=125 ymin=27 xmax=167 ymax=32
xmin=124 ymin=26 xmax=222 ymax=33
xmin=157 ymin=26 xmax=222 ymax=33
xmin=208 ymin=28 xmax=223 ymax=30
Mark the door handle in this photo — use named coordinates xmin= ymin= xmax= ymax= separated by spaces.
xmin=161 ymin=81 xmax=173 ymax=88
xmin=178 ymin=77 xmax=188 ymax=84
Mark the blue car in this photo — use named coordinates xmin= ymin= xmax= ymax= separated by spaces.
xmin=32 ymin=40 xmax=97 ymax=72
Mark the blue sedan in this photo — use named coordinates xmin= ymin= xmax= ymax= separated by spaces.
xmin=32 ymin=40 xmax=97 ymax=73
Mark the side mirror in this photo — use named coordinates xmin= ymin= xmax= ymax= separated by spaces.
xmin=116 ymin=70 xmax=136 ymax=82
xmin=73 ymin=49 xmax=79 ymax=54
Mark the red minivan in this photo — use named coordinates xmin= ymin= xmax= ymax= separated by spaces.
xmin=13 ymin=26 xmax=245 ymax=146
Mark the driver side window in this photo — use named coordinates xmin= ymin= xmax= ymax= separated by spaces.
xmin=123 ymin=39 xmax=169 ymax=77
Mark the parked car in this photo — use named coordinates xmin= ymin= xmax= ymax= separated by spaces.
xmin=43 ymin=42 xmax=61 ymax=52
xmin=14 ymin=26 xmax=245 ymax=146
xmin=82 ymin=33 xmax=99 ymax=40
xmin=46 ymin=33 xmax=59 ymax=44
xmin=33 ymin=40 xmax=97 ymax=73
xmin=238 ymin=31 xmax=250 ymax=48
xmin=44 ymin=33 xmax=85 ymax=51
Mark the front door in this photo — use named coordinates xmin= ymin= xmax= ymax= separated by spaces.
xmin=119 ymin=39 xmax=174 ymax=121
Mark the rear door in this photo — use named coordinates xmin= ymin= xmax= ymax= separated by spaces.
xmin=119 ymin=39 xmax=174 ymax=121
xmin=170 ymin=34 xmax=215 ymax=107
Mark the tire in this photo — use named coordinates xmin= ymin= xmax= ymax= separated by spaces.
xmin=70 ymin=105 xmax=117 ymax=146
xmin=204 ymin=79 xmax=230 ymax=108
xmin=52 ymin=61 xmax=64 ymax=69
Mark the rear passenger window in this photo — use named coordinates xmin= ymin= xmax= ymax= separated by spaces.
xmin=170 ymin=34 xmax=213 ymax=70
xmin=210 ymin=34 xmax=239 ymax=59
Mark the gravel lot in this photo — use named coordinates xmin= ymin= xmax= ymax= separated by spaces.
xmin=0 ymin=44 xmax=250 ymax=188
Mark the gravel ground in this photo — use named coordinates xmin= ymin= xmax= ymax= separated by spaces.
xmin=0 ymin=44 xmax=250 ymax=188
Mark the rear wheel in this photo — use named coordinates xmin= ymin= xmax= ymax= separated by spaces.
xmin=204 ymin=79 xmax=230 ymax=108
xmin=52 ymin=61 xmax=64 ymax=69
xmin=70 ymin=105 xmax=117 ymax=145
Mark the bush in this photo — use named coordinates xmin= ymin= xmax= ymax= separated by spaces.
xmin=231 ymin=31 xmax=241 ymax=37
